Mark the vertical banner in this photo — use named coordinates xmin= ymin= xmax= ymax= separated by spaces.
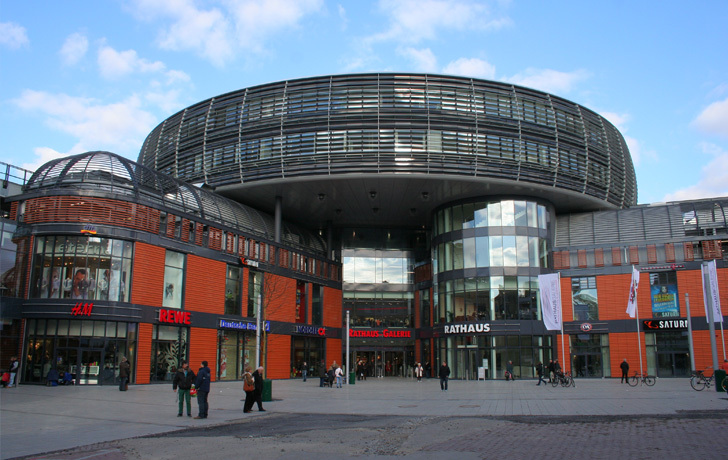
xmin=702 ymin=260 xmax=723 ymax=323
xmin=538 ymin=273 xmax=562 ymax=331
xmin=626 ymin=266 xmax=640 ymax=318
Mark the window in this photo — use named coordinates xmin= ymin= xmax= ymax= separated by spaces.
xmin=225 ymin=265 xmax=241 ymax=315
xmin=572 ymin=277 xmax=598 ymax=321
xmin=163 ymin=251 xmax=185 ymax=309
xmin=311 ymin=284 xmax=323 ymax=325
xmin=247 ymin=271 xmax=263 ymax=317
xmin=30 ymin=236 xmax=132 ymax=303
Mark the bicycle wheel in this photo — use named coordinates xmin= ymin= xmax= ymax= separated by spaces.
xmin=644 ymin=375 xmax=655 ymax=386
xmin=568 ymin=375 xmax=576 ymax=387
xmin=690 ymin=375 xmax=705 ymax=391
xmin=551 ymin=378 xmax=559 ymax=388
xmin=627 ymin=375 xmax=638 ymax=387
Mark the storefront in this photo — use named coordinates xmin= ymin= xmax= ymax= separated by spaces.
xmin=434 ymin=322 xmax=554 ymax=380
xmin=644 ymin=320 xmax=691 ymax=377
xmin=290 ymin=325 xmax=327 ymax=378
xmin=23 ymin=318 xmax=137 ymax=385
xmin=218 ymin=319 xmax=267 ymax=380
xmin=349 ymin=328 xmax=415 ymax=378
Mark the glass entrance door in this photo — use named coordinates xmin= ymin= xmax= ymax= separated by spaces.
xmin=55 ymin=348 xmax=104 ymax=385
xmin=572 ymin=353 xmax=603 ymax=378
xmin=657 ymin=352 xmax=691 ymax=377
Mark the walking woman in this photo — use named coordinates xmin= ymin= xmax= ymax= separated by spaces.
xmin=243 ymin=366 xmax=255 ymax=413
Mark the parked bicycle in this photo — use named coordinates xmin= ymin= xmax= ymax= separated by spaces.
xmin=550 ymin=370 xmax=575 ymax=388
xmin=626 ymin=372 xmax=655 ymax=387
xmin=690 ymin=368 xmax=714 ymax=391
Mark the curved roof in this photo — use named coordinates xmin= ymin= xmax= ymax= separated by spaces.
xmin=138 ymin=73 xmax=637 ymax=228
xmin=24 ymin=151 xmax=326 ymax=253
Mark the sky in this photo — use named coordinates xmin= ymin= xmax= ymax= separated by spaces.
xmin=1 ymin=0 xmax=727 ymax=205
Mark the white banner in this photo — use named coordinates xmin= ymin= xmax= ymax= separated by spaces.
xmin=626 ymin=266 xmax=640 ymax=318
xmin=702 ymin=261 xmax=723 ymax=323
xmin=538 ymin=273 xmax=562 ymax=331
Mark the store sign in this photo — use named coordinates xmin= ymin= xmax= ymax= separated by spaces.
xmin=159 ymin=308 xmax=191 ymax=325
xmin=294 ymin=325 xmax=326 ymax=336
xmin=71 ymin=302 xmax=93 ymax=316
xmin=240 ymin=258 xmax=260 ymax=268
xmin=80 ymin=224 xmax=97 ymax=235
xmin=444 ymin=323 xmax=491 ymax=334
xmin=643 ymin=319 xmax=688 ymax=330
xmin=349 ymin=329 xmax=412 ymax=338
xmin=219 ymin=319 xmax=270 ymax=331
xmin=580 ymin=323 xmax=593 ymax=332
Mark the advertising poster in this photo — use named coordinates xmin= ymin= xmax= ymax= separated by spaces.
xmin=650 ymin=284 xmax=679 ymax=316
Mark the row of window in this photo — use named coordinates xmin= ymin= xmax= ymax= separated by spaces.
xmin=434 ymin=236 xmax=549 ymax=273
xmin=434 ymin=200 xmax=549 ymax=235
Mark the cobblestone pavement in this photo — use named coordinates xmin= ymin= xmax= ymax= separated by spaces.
xmin=3 ymin=378 xmax=727 ymax=459
xmin=19 ymin=411 xmax=728 ymax=460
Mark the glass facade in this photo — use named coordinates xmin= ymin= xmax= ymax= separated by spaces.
xmin=572 ymin=277 xmax=598 ymax=321
xmin=23 ymin=319 xmax=136 ymax=385
xmin=435 ymin=335 xmax=553 ymax=380
xmin=570 ymin=334 xmax=609 ymax=378
xmin=163 ymin=251 xmax=185 ymax=309
xmin=150 ymin=325 xmax=188 ymax=383
xmin=218 ymin=329 xmax=255 ymax=381
xmin=30 ymin=236 xmax=133 ymax=302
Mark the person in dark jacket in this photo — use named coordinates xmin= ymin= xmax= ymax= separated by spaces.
xmin=620 ymin=359 xmax=630 ymax=384
xmin=193 ymin=361 xmax=211 ymax=419
xmin=439 ymin=362 xmax=450 ymax=391
xmin=252 ymin=367 xmax=266 ymax=411
xmin=243 ymin=366 xmax=255 ymax=413
xmin=118 ymin=357 xmax=130 ymax=391
xmin=547 ymin=359 xmax=555 ymax=383
xmin=535 ymin=362 xmax=546 ymax=386
xmin=172 ymin=360 xmax=196 ymax=417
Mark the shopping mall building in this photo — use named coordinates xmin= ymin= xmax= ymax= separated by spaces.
xmin=1 ymin=73 xmax=726 ymax=385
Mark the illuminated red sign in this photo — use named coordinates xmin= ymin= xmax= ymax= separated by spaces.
xmin=71 ymin=303 xmax=93 ymax=316
xmin=349 ymin=329 xmax=411 ymax=338
xmin=159 ymin=309 xmax=191 ymax=325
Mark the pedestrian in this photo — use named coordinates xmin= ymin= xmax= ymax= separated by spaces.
xmin=301 ymin=361 xmax=308 ymax=382
xmin=439 ymin=362 xmax=450 ymax=391
xmin=425 ymin=361 xmax=431 ymax=379
xmin=415 ymin=362 xmax=423 ymax=382
xmin=327 ymin=365 xmax=336 ymax=388
xmin=335 ymin=365 xmax=344 ymax=388
xmin=8 ymin=357 xmax=19 ymax=388
xmin=547 ymin=359 xmax=555 ymax=383
xmin=553 ymin=359 xmax=562 ymax=379
xmin=118 ymin=357 xmax=130 ymax=391
xmin=252 ymin=366 xmax=266 ymax=411
xmin=172 ymin=360 xmax=195 ymax=417
xmin=620 ymin=359 xmax=630 ymax=384
xmin=535 ymin=362 xmax=546 ymax=386
xmin=506 ymin=360 xmax=515 ymax=381
xmin=243 ymin=365 xmax=255 ymax=413
xmin=193 ymin=360 xmax=211 ymax=419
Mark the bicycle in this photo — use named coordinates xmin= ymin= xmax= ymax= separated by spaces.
xmin=550 ymin=370 xmax=576 ymax=388
xmin=690 ymin=368 xmax=714 ymax=391
xmin=626 ymin=372 xmax=655 ymax=387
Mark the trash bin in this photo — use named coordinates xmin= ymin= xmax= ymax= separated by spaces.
xmin=262 ymin=379 xmax=272 ymax=401
xmin=349 ymin=371 xmax=355 ymax=385
xmin=715 ymin=370 xmax=726 ymax=393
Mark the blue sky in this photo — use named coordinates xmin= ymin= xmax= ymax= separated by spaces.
xmin=1 ymin=0 xmax=727 ymax=205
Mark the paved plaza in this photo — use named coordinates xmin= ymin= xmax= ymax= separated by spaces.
xmin=1 ymin=377 xmax=727 ymax=459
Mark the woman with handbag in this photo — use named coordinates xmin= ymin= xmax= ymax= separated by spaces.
xmin=242 ymin=366 xmax=255 ymax=413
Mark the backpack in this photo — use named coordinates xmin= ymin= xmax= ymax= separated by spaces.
xmin=243 ymin=373 xmax=254 ymax=392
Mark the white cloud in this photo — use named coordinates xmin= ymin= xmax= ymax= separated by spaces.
xmin=126 ymin=0 xmax=324 ymax=66
xmin=98 ymin=45 xmax=167 ymax=79
xmin=663 ymin=142 xmax=728 ymax=201
xmin=504 ymin=68 xmax=590 ymax=95
xmin=443 ymin=57 xmax=496 ymax=80
xmin=60 ymin=33 xmax=89 ymax=66
xmin=0 ymin=22 xmax=29 ymax=49
xmin=369 ymin=0 xmax=511 ymax=45
xmin=692 ymin=97 xmax=728 ymax=138
xmin=398 ymin=47 xmax=438 ymax=72
xmin=13 ymin=90 xmax=157 ymax=162
xmin=600 ymin=111 xmax=656 ymax=168
xmin=338 ymin=4 xmax=348 ymax=30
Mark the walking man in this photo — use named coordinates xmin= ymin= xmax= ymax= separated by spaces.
xmin=172 ymin=360 xmax=195 ymax=417
xmin=301 ymin=361 xmax=308 ymax=382
xmin=8 ymin=357 xmax=19 ymax=388
xmin=439 ymin=361 xmax=450 ymax=391
xmin=194 ymin=360 xmax=211 ymax=419
xmin=252 ymin=366 xmax=266 ymax=411
xmin=535 ymin=361 xmax=546 ymax=386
